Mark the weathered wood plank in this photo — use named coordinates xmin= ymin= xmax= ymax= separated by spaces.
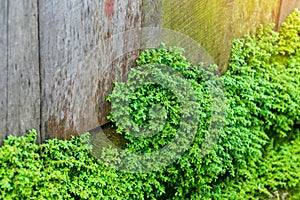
xmin=161 ymin=0 xmax=281 ymax=72
xmin=6 ymin=0 xmax=40 ymax=138
xmin=0 ymin=0 xmax=8 ymax=144
xmin=39 ymin=0 xmax=142 ymax=140
xmin=278 ymin=0 xmax=300 ymax=26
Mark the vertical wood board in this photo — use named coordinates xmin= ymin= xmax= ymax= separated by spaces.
xmin=39 ymin=0 xmax=142 ymax=140
xmin=1 ymin=0 xmax=40 ymax=143
xmin=0 ymin=0 xmax=8 ymax=144
xmin=161 ymin=0 xmax=281 ymax=72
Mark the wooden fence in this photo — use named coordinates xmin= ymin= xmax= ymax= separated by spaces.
xmin=0 ymin=0 xmax=299 ymax=144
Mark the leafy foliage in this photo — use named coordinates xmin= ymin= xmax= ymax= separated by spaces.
xmin=107 ymin=43 xmax=229 ymax=198
xmin=214 ymin=9 xmax=300 ymax=199
xmin=0 ymin=130 xmax=123 ymax=199
xmin=0 ymin=130 xmax=166 ymax=199
xmin=107 ymin=45 xmax=208 ymax=154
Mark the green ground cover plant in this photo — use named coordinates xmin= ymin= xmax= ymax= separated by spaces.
xmin=212 ymin=9 xmax=300 ymax=199
xmin=0 ymin=9 xmax=299 ymax=200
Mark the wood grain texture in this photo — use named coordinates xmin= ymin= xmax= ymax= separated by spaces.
xmin=0 ymin=0 xmax=8 ymax=144
xmin=161 ymin=0 xmax=281 ymax=72
xmin=2 ymin=0 xmax=40 ymax=141
xmin=141 ymin=0 xmax=162 ymax=28
xmin=39 ymin=0 xmax=142 ymax=140
xmin=278 ymin=0 xmax=300 ymax=26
